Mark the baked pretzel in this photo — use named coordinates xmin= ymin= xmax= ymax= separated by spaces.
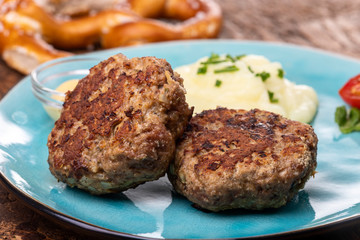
xmin=102 ymin=0 xmax=222 ymax=47
xmin=0 ymin=0 xmax=222 ymax=74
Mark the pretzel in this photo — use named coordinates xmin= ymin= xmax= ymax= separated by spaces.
xmin=102 ymin=0 xmax=222 ymax=47
xmin=0 ymin=0 xmax=222 ymax=74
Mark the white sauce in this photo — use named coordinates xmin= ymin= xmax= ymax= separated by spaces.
xmin=175 ymin=54 xmax=318 ymax=123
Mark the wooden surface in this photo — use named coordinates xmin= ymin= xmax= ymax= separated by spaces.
xmin=1 ymin=0 xmax=360 ymax=239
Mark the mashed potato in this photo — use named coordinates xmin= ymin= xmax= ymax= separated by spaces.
xmin=175 ymin=54 xmax=318 ymax=123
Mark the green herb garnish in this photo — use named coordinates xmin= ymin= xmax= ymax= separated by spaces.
xmin=201 ymin=59 xmax=228 ymax=65
xmin=236 ymin=54 xmax=247 ymax=60
xmin=214 ymin=65 xmax=239 ymax=73
xmin=248 ymin=66 xmax=254 ymax=73
xmin=197 ymin=53 xmax=225 ymax=74
xmin=209 ymin=53 xmax=220 ymax=60
xmin=197 ymin=64 xmax=208 ymax=74
xmin=226 ymin=54 xmax=237 ymax=62
xmin=268 ymin=91 xmax=279 ymax=103
xmin=256 ymin=71 xmax=271 ymax=82
xmin=335 ymin=106 xmax=360 ymax=134
xmin=215 ymin=79 xmax=222 ymax=87
xmin=278 ymin=69 xmax=284 ymax=78
xmin=197 ymin=53 xmax=244 ymax=74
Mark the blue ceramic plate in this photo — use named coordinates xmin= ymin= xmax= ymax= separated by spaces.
xmin=0 ymin=40 xmax=359 ymax=239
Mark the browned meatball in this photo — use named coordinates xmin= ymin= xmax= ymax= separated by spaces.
xmin=47 ymin=53 xmax=193 ymax=194
xmin=169 ymin=108 xmax=317 ymax=212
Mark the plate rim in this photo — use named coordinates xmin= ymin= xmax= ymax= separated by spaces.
xmin=1 ymin=169 xmax=359 ymax=240
xmin=1 ymin=39 xmax=360 ymax=239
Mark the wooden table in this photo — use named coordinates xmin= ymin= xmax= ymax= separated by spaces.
xmin=1 ymin=0 xmax=360 ymax=239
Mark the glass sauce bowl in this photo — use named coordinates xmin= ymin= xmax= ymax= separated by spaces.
xmin=31 ymin=57 xmax=102 ymax=120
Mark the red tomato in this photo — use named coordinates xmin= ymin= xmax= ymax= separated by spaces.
xmin=339 ymin=74 xmax=360 ymax=109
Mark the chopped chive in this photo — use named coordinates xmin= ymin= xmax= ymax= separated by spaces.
xmin=226 ymin=54 xmax=236 ymax=62
xmin=236 ymin=54 xmax=247 ymax=60
xmin=215 ymin=79 xmax=222 ymax=87
xmin=201 ymin=59 xmax=228 ymax=65
xmin=214 ymin=65 xmax=239 ymax=73
xmin=197 ymin=53 xmax=223 ymax=74
xmin=209 ymin=53 xmax=220 ymax=60
xmin=197 ymin=53 xmax=245 ymax=74
xmin=268 ymin=90 xmax=279 ymax=103
xmin=256 ymin=71 xmax=271 ymax=82
xmin=248 ymin=66 xmax=254 ymax=73
xmin=278 ymin=69 xmax=284 ymax=78
xmin=200 ymin=53 xmax=220 ymax=64
xmin=197 ymin=64 xmax=208 ymax=74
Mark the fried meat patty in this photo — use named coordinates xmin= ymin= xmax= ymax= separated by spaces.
xmin=47 ymin=53 xmax=193 ymax=194
xmin=169 ymin=108 xmax=317 ymax=212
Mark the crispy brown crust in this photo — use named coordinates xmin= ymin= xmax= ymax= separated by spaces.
xmin=47 ymin=53 xmax=193 ymax=194
xmin=169 ymin=108 xmax=318 ymax=211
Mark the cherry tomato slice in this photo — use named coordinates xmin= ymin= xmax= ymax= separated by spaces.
xmin=339 ymin=74 xmax=360 ymax=109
